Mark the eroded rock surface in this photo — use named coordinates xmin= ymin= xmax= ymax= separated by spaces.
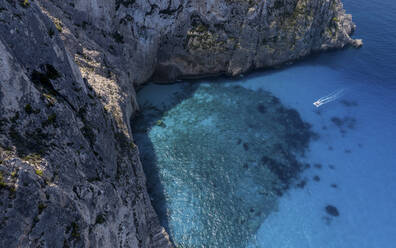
xmin=0 ymin=0 xmax=359 ymax=247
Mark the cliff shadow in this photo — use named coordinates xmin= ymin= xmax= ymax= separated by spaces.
xmin=131 ymin=82 xmax=200 ymax=234
xmin=131 ymin=79 xmax=315 ymax=247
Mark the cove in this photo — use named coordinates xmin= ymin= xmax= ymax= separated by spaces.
xmin=132 ymin=82 xmax=314 ymax=247
xmin=132 ymin=0 xmax=396 ymax=247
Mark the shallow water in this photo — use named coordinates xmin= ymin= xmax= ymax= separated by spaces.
xmin=133 ymin=83 xmax=314 ymax=247
xmin=132 ymin=0 xmax=396 ymax=247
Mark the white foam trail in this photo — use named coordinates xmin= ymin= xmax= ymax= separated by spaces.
xmin=313 ymin=89 xmax=345 ymax=107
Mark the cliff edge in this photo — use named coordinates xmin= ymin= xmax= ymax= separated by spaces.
xmin=0 ymin=0 xmax=360 ymax=247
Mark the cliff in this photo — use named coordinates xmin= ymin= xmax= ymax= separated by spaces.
xmin=0 ymin=0 xmax=359 ymax=247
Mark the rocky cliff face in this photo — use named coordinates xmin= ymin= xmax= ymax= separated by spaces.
xmin=0 ymin=0 xmax=359 ymax=247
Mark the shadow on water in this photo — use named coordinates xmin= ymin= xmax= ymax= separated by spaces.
xmin=131 ymin=82 xmax=200 ymax=235
xmin=131 ymin=78 xmax=315 ymax=247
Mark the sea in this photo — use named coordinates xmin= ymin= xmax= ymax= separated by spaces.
xmin=132 ymin=0 xmax=396 ymax=247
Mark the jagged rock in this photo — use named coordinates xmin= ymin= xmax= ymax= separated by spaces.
xmin=352 ymin=38 xmax=364 ymax=48
xmin=0 ymin=0 xmax=359 ymax=247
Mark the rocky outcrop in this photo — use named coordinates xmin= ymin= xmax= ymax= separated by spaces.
xmin=0 ymin=1 xmax=171 ymax=247
xmin=152 ymin=0 xmax=362 ymax=80
xmin=0 ymin=0 xmax=359 ymax=247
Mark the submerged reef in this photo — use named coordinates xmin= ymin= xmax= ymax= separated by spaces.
xmin=133 ymin=83 xmax=313 ymax=247
xmin=325 ymin=205 xmax=340 ymax=217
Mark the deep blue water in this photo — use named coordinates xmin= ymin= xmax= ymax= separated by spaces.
xmin=132 ymin=0 xmax=396 ymax=247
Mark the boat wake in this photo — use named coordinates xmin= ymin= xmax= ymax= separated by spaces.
xmin=313 ymin=89 xmax=345 ymax=107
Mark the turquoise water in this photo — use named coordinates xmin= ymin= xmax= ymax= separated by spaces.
xmin=132 ymin=0 xmax=396 ymax=247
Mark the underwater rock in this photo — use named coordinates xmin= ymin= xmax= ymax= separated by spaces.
xmin=296 ymin=179 xmax=307 ymax=189
xmin=331 ymin=117 xmax=344 ymax=127
xmin=331 ymin=116 xmax=357 ymax=130
xmin=325 ymin=205 xmax=340 ymax=217
xmin=323 ymin=216 xmax=332 ymax=225
xmin=156 ymin=120 xmax=167 ymax=128
xmin=313 ymin=175 xmax=321 ymax=182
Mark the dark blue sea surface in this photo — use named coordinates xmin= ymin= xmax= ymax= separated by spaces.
xmin=132 ymin=0 xmax=396 ymax=247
